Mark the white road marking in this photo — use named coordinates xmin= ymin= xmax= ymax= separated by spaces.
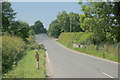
xmin=46 ymin=51 xmax=50 ymax=63
xmin=45 ymin=50 xmax=54 ymax=77
xmin=102 ymin=72 xmax=114 ymax=78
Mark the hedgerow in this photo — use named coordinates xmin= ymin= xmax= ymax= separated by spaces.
xmin=2 ymin=35 xmax=27 ymax=73
xmin=59 ymin=32 xmax=93 ymax=45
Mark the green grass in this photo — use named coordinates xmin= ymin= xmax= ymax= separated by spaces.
xmin=3 ymin=49 xmax=46 ymax=78
xmin=57 ymin=40 xmax=119 ymax=62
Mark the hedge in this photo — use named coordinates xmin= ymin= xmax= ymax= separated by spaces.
xmin=58 ymin=32 xmax=94 ymax=45
xmin=2 ymin=35 xmax=27 ymax=73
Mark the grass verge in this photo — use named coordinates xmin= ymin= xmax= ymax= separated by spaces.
xmin=57 ymin=40 xmax=119 ymax=62
xmin=3 ymin=49 xmax=46 ymax=78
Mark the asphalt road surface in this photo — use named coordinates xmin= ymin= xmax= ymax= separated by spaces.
xmin=36 ymin=34 xmax=118 ymax=78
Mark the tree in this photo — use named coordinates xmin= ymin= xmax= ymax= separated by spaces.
xmin=78 ymin=2 xmax=119 ymax=44
xmin=57 ymin=11 xmax=83 ymax=32
xmin=11 ymin=21 xmax=29 ymax=42
xmin=79 ymin=14 xmax=95 ymax=32
xmin=48 ymin=19 xmax=61 ymax=38
xmin=2 ymin=2 xmax=16 ymax=32
xmin=57 ymin=11 xmax=70 ymax=32
xmin=48 ymin=11 xmax=84 ymax=38
xmin=113 ymin=2 xmax=120 ymax=42
xmin=31 ymin=20 xmax=46 ymax=34
xmin=69 ymin=12 xmax=83 ymax=32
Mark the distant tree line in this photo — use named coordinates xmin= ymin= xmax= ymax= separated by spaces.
xmin=48 ymin=1 xmax=120 ymax=44
xmin=1 ymin=2 xmax=46 ymax=42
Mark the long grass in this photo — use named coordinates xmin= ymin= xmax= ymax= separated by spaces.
xmin=3 ymin=49 xmax=46 ymax=78
xmin=57 ymin=40 xmax=119 ymax=62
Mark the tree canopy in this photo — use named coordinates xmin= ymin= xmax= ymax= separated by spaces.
xmin=78 ymin=2 xmax=120 ymax=44
xmin=2 ymin=2 xmax=16 ymax=32
xmin=48 ymin=11 xmax=83 ymax=38
xmin=11 ymin=21 xmax=30 ymax=42
xmin=30 ymin=20 xmax=46 ymax=34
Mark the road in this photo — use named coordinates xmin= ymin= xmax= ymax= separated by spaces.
xmin=36 ymin=34 xmax=118 ymax=78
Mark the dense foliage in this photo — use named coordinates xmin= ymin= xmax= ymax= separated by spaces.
xmin=78 ymin=2 xmax=120 ymax=44
xmin=47 ymin=19 xmax=61 ymax=38
xmin=2 ymin=2 xmax=16 ymax=32
xmin=30 ymin=20 xmax=46 ymax=34
xmin=2 ymin=35 xmax=27 ymax=73
xmin=10 ymin=21 xmax=30 ymax=42
xmin=59 ymin=32 xmax=94 ymax=45
xmin=47 ymin=11 xmax=83 ymax=38
xmin=1 ymin=2 xmax=31 ymax=42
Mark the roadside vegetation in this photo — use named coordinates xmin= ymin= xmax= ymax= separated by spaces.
xmin=1 ymin=2 xmax=46 ymax=78
xmin=2 ymin=34 xmax=27 ymax=73
xmin=57 ymin=32 xmax=119 ymax=62
xmin=47 ymin=2 xmax=120 ymax=62
xmin=3 ymin=49 xmax=46 ymax=78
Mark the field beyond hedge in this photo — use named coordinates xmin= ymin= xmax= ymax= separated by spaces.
xmin=3 ymin=49 xmax=46 ymax=78
xmin=58 ymin=32 xmax=119 ymax=62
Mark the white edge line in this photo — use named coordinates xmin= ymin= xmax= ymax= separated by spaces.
xmin=46 ymin=51 xmax=50 ymax=63
xmin=45 ymin=50 xmax=54 ymax=77
xmin=54 ymin=39 xmax=118 ymax=64
xmin=102 ymin=72 xmax=114 ymax=78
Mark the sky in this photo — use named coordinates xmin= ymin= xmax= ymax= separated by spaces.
xmin=9 ymin=0 xmax=80 ymax=2
xmin=11 ymin=2 xmax=83 ymax=29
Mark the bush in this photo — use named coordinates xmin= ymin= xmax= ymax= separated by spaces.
xmin=78 ymin=32 xmax=94 ymax=44
xmin=26 ymin=34 xmax=36 ymax=50
xmin=2 ymin=35 xmax=27 ymax=73
xmin=59 ymin=32 xmax=93 ymax=45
